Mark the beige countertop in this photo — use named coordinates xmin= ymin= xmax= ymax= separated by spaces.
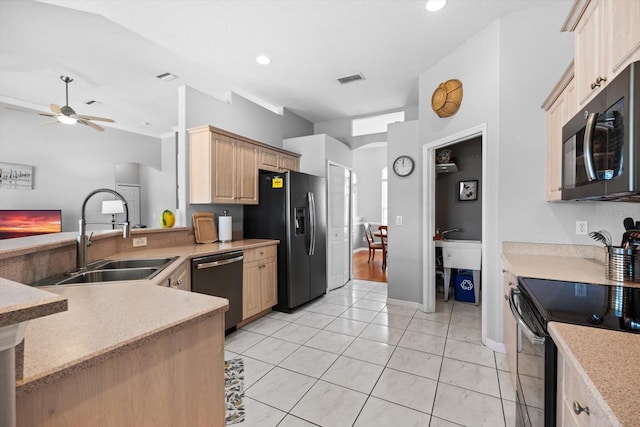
xmin=10 ymin=238 xmax=278 ymax=396
xmin=0 ymin=278 xmax=67 ymax=328
xmin=549 ymin=322 xmax=640 ymax=427
xmin=503 ymin=245 xmax=639 ymax=427
xmin=502 ymin=252 xmax=617 ymax=285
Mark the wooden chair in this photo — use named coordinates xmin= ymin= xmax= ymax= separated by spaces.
xmin=378 ymin=225 xmax=388 ymax=269
xmin=364 ymin=222 xmax=385 ymax=265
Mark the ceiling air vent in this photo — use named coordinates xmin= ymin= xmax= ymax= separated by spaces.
xmin=156 ymin=72 xmax=179 ymax=81
xmin=337 ymin=73 xmax=365 ymax=84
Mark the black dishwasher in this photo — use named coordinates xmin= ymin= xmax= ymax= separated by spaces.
xmin=191 ymin=251 xmax=243 ymax=331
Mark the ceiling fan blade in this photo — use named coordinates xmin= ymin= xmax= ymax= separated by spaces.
xmin=77 ymin=118 xmax=104 ymax=132
xmin=39 ymin=113 xmax=57 ymax=118
xmin=75 ymin=114 xmax=115 ymax=123
xmin=50 ymin=103 xmax=61 ymax=114
xmin=44 ymin=122 xmax=60 ymax=125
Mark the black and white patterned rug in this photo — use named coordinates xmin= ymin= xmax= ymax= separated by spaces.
xmin=225 ymin=357 xmax=245 ymax=425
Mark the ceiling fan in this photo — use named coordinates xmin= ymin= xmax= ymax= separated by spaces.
xmin=39 ymin=76 xmax=115 ymax=131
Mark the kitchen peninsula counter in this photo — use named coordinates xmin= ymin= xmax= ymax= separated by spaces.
xmin=1 ymin=230 xmax=279 ymax=426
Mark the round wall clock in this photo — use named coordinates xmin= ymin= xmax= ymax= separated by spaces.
xmin=393 ymin=155 xmax=415 ymax=177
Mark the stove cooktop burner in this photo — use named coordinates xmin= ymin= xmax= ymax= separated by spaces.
xmin=518 ymin=277 xmax=640 ymax=333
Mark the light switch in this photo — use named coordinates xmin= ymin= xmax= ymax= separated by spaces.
xmin=396 ymin=216 xmax=403 ymax=226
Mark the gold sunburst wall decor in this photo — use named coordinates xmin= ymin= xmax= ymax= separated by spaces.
xmin=431 ymin=79 xmax=463 ymax=118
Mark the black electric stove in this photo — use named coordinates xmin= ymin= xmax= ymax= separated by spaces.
xmin=518 ymin=277 xmax=640 ymax=333
xmin=511 ymin=278 xmax=640 ymax=427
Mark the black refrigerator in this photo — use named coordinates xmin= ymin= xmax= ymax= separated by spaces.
xmin=244 ymin=170 xmax=327 ymax=312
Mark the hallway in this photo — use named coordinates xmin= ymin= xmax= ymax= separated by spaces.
xmin=351 ymin=250 xmax=386 ymax=283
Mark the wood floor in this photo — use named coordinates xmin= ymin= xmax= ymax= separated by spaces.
xmin=352 ymin=249 xmax=387 ymax=283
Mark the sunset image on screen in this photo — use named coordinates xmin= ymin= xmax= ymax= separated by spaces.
xmin=0 ymin=210 xmax=62 ymax=239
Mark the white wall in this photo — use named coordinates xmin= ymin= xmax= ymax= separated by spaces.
xmin=352 ymin=145 xmax=386 ymax=225
xmin=284 ymin=134 xmax=327 ymax=176
xmin=283 ymin=134 xmax=353 ymax=177
xmin=387 ymin=2 xmax=632 ymax=345
xmin=315 ymin=106 xmax=419 ymax=149
xmin=141 ymin=133 xmax=178 ymax=228
xmin=0 ymin=103 xmax=162 ymax=232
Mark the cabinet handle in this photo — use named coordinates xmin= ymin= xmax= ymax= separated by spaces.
xmin=504 ymin=294 xmax=509 ymax=301
xmin=509 ymin=281 xmax=514 ymax=286
xmin=573 ymin=401 xmax=590 ymax=416
xmin=590 ymin=75 xmax=607 ymax=90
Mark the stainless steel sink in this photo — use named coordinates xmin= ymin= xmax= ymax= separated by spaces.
xmin=95 ymin=257 xmax=176 ymax=270
xmin=57 ymin=268 xmax=159 ymax=285
xmin=32 ymin=257 xmax=178 ymax=286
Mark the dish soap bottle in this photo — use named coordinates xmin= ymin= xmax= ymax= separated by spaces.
xmin=434 ymin=228 xmax=441 ymax=241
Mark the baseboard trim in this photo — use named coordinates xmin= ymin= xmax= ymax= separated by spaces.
xmin=484 ymin=337 xmax=506 ymax=353
xmin=387 ymin=298 xmax=422 ymax=309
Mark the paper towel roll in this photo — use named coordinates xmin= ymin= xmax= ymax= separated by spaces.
xmin=218 ymin=216 xmax=232 ymax=242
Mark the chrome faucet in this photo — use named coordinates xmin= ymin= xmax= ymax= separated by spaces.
xmin=441 ymin=228 xmax=462 ymax=239
xmin=77 ymin=188 xmax=130 ymax=271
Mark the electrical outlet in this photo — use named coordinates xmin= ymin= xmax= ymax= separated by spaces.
xmin=132 ymin=237 xmax=147 ymax=247
xmin=396 ymin=216 xmax=403 ymax=226
xmin=575 ymin=221 xmax=588 ymax=235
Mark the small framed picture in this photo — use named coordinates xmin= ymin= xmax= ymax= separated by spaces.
xmin=458 ymin=180 xmax=478 ymax=201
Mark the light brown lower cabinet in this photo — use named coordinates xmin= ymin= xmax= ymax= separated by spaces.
xmin=164 ymin=260 xmax=189 ymax=290
xmin=243 ymin=245 xmax=277 ymax=319
xmin=16 ymin=312 xmax=225 ymax=426
xmin=556 ymin=350 xmax=611 ymax=427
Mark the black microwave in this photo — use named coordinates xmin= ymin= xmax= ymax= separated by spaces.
xmin=561 ymin=61 xmax=639 ymax=202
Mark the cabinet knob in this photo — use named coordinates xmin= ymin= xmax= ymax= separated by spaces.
xmin=504 ymin=294 xmax=508 ymax=301
xmin=590 ymin=75 xmax=607 ymax=90
xmin=573 ymin=401 xmax=590 ymax=416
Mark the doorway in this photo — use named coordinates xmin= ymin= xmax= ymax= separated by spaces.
xmin=422 ymin=124 xmax=487 ymax=338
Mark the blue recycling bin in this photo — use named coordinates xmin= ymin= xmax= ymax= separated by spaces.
xmin=454 ymin=271 xmax=475 ymax=303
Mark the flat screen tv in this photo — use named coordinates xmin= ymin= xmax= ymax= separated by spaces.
xmin=0 ymin=210 xmax=62 ymax=240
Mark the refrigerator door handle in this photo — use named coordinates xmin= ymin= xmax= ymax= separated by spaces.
xmin=308 ymin=192 xmax=316 ymax=256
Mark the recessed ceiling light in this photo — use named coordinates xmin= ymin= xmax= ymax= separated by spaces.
xmin=256 ymin=55 xmax=272 ymax=65
xmin=426 ymin=0 xmax=447 ymax=12
xmin=156 ymin=72 xmax=179 ymax=81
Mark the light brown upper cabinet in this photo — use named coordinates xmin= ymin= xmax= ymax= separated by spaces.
xmin=542 ymin=64 xmax=575 ymax=202
xmin=189 ymin=125 xmax=300 ymax=204
xmin=568 ymin=0 xmax=640 ymax=106
xmin=544 ymin=0 xmax=639 ymax=202
xmin=258 ymin=147 xmax=301 ymax=172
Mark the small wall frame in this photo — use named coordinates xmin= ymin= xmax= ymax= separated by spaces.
xmin=0 ymin=162 xmax=34 ymax=190
xmin=458 ymin=180 xmax=478 ymax=201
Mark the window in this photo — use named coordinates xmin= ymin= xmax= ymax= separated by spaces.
xmin=352 ymin=111 xmax=405 ymax=137
xmin=381 ymin=167 xmax=388 ymax=225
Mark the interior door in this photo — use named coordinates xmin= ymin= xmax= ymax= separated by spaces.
xmin=327 ymin=164 xmax=351 ymax=291
xmin=115 ymin=184 xmax=141 ymax=226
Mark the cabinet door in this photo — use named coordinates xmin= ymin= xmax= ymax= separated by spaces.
xmin=260 ymin=258 xmax=277 ymax=308
xmin=168 ymin=263 xmax=188 ymax=291
xmin=546 ymin=91 xmax=566 ymax=202
xmin=236 ymin=141 xmax=259 ymax=204
xmin=189 ymin=130 xmax=214 ymax=204
xmin=575 ymin=0 xmax=607 ymax=105
xmin=607 ymin=0 xmax=640 ymax=74
xmin=503 ymin=269 xmax=518 ymax=389
xmin=259 ymin=148 xmax=280 ymax=172
xmin=212 ymin=134 xmax=237 ymax=203
xmin=279 ymin=154 xmax=299 ymax=171
xmin=243 ymin=261 xmax=262 ymax=319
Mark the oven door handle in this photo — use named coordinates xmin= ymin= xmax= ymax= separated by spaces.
xmin=509 ymin=288 xmax=546 ymax=345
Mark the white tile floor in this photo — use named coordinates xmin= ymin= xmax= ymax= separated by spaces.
xmin=225 ymin=280 xmax=516 ymax=427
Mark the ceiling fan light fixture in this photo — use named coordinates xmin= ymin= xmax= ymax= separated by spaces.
xmin=425 ymin=0 xmax=447 ymax=12
xmin=58 ymin=114 xmax=77 ymax=125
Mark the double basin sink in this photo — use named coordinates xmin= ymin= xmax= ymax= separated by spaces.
xmin=33 ymin=257 xmax=178 ymax=286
